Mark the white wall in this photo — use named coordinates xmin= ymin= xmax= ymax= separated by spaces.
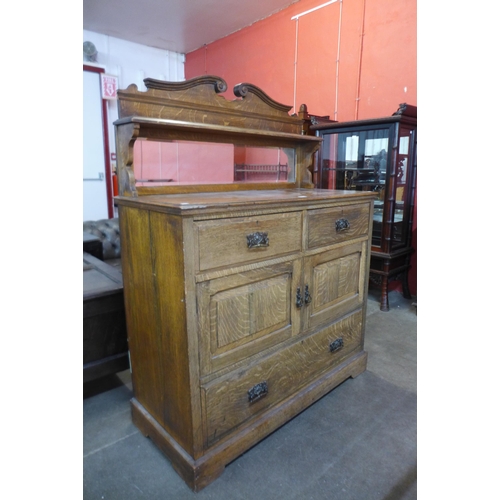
xmin=83 ymin=30 xmax=185 ymax=220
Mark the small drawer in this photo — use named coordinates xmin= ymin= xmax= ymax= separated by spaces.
xmin=202 ymin=310 xmax=363 ymax=446
xmin=195 ymin=212 xmax=302 ymax=272
xmin=307 ymin=203 xmax=370 ymax=249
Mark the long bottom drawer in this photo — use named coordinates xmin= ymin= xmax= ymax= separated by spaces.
xmin=202 ymin=309 xmax=364 ymax=447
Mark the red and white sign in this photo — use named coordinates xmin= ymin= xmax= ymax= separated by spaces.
xmin=101 ymin=74 xmax=118 ymax=100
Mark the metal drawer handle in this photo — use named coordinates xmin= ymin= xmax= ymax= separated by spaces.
xmin=248 ymin=381 xmax=268 ymax=403
xmin=247 ymin=231 xmax=269 ymax=248
xmin=335 ymin=218 xmax=350 ymax=232
xmin=329 ymin=338 xmax=344 ymax=353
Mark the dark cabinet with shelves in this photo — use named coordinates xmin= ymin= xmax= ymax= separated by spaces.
xmin=311 ymin=103 xmax=417 ymax=311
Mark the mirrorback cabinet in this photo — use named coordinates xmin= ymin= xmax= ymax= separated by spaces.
xmin=113 ymin=76 xmax=375 ymax=491
xmin=311 ymin=104 xmax=417 ymax=311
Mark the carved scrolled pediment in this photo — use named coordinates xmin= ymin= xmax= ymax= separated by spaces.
xmin=116 ymin=75 xmax=302 ymax=134
xmin=144 ymin=75 xmax=228 ymax=94
xmin=233 ymin=82 xmax=292 ymax=113
xmin=113 ymin=75 xmax=322 ymax=197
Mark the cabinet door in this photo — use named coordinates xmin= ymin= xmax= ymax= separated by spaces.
xmin=197 ymin=260 xmax=301 ymax=376
xmin=302 ymin=240 xmax=368 ymax=331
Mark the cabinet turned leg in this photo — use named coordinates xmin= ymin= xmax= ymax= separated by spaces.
xmin=380 ymin=276 xmax=389 ymax=312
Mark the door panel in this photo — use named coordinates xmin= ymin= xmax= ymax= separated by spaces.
xmin=197 ymin=260 xmax=301 ymax=376
xmin=212 ymin=274 xmax=290 ymax=350
xmin=313 ymin=252 xmax=359 ymax=307
xmin=303 ymin=241 xmax=367 ymax=331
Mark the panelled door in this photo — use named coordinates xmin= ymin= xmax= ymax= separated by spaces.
xmin=197 ymin=260 xmax=302 ymax=376
xmin=302 ymin=240 xmax=368 ymax=331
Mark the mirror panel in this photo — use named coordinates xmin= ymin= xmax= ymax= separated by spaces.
xmin=319 ymin=128 xmax=390 ymax=248
xmin=133 ymin=140 xmax=296 ymax=186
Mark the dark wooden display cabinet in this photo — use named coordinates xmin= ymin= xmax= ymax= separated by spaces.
xmin=311 ymin=104 xmax=417 ymax=311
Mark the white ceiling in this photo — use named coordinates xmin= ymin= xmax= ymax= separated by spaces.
xmin=83 ymin=0 xmax=300 ymax=54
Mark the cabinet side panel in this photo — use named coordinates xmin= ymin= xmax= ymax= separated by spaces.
xmin=119 ymin=206 xmax=165 ymax=426
xmin=149 ymin=212 xmax=195 ymax=454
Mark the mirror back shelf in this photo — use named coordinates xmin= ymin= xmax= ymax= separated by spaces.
xmin=114 ymin=76 xmax=322 ymax=197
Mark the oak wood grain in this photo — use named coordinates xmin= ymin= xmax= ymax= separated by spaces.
xmin=203 ymin=310 xmax=364 ymax=446
xmin=148 ymin=211 xmax=197 ymax=454
xmin=119 ymin=207 xmax=165 ymax=426
xmin=114 ymin=76 xmax=322 ymax=197
xmin=195 ymin=211 xmax=302 ymax=271
xmin=304 ymin=240 xmax=368 ymax=332
xmin=197 ymin=261 xmax=301 ymax=376
xmin=131 ymin=350 xmax=367 ymax=492
xmin=307 ymin=203 xmax=371 ymax=249
xmin=114 ymin=77 xmax=376 ymax=491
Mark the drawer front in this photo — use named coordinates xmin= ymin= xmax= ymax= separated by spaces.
xmin=202 ymin=310 xmax=364 ymax=447
xmin=195 ymin=212 xmax=302 ymax=272
xmin=307 ymin=203 xmax=370 ymax=249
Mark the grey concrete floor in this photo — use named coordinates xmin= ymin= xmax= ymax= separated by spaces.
xmin=83 ymin=289 xmax=417 ymax=499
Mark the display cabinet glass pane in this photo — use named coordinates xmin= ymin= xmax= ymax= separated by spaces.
xmin=392 ymin=126 xmax=414 ymax=250
xmin=312 ymin=103 xmax=416 ymax=311
xmin=319 ymin=127 xmax=390 ymax=248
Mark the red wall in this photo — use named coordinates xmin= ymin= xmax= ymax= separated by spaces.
xmin=185 ymin=0 xmax=416 ymax=120
xmin=185 ymin=0 xmax=417 ymax=297
xmin=133 ymin=141 xmax=234 ymax=186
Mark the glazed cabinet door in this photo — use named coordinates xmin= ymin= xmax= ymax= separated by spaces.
xmin=197 ymin=259 xmax=302 ymax=376
xmin=302 ymin=240 xmax=368 ymax=331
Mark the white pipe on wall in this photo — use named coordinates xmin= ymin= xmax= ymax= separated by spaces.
xmin=354 ymin=0 xmax=367 ymax=119
xmin=293 ymin=19 xmax=299 ymax=113
xmin=291 ymin=0 xmax=341 ymax=117
xmin=291 ymin=0 xmax=338 ymax=20
xmin=334 ymin=0 xmax=343 ymax=121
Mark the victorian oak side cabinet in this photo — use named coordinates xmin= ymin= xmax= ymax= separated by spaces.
xmin=113 ymin=76 xmax=375 ymax=491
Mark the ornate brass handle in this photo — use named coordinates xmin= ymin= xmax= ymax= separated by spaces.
xmin=304 ymin=285 xmax=311 ymax=305
xmin=296 ymin=286 xmax=311 ymax=308
xmin=247 ymin=231 xmax=269 ymax=248
xmin=248 ymin=381 xmax=268 ymax=403
xmin=296 ymin=287 xmax=303 ymax=308
xmin=335 ymin=218 xmax=350 ymax=232
xmin=329 ymin=338 xmax=344 ymax=353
